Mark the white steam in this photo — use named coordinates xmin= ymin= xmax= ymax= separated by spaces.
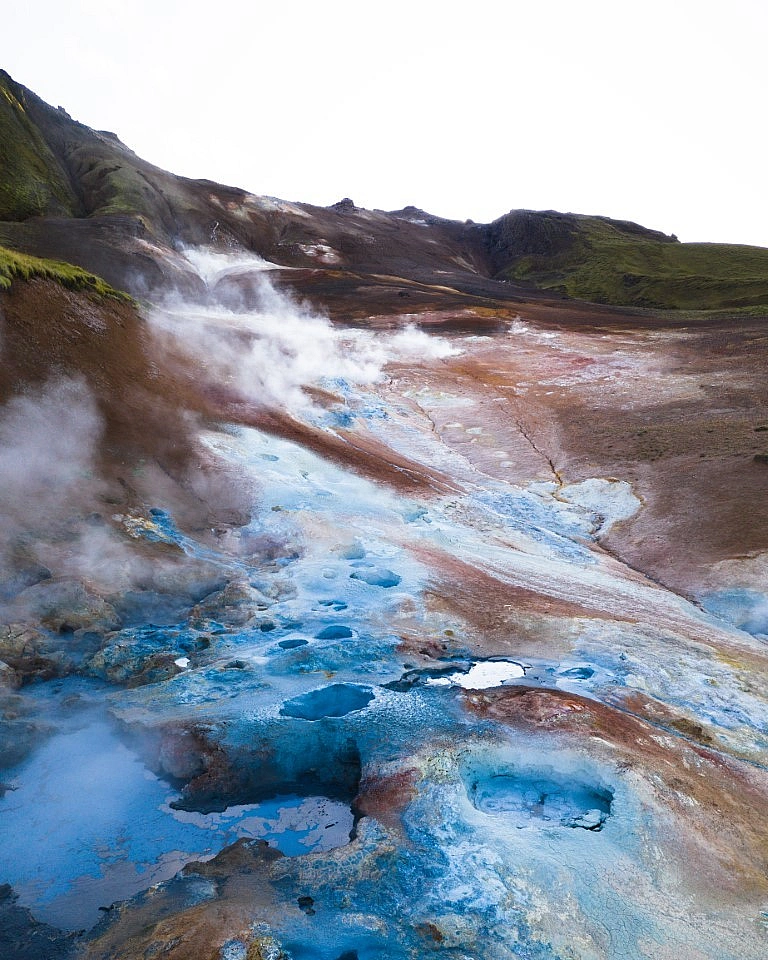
xmin=0 ymin=250 xmax=460 ymax=604
xmin=0 ymin=379 xmax=181 ymax=598
xmin=0 ymin=378 xmax=103 ymax=537
xmin=182 ymin=246 xmax=285 ymax=283
xmin=0 ymin=377 xmax=139 ymax=604
xmin=387 ymin=324 xmax=459 ymax=361
xmin=151 ymin=247 xmax=458 ymax=413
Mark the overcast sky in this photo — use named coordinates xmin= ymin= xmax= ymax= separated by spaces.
xmin=4 ymin=0 xmax=767 ymax=246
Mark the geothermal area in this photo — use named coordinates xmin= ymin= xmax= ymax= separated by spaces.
xmin=1 ymin=69 xmax=768 ymax=960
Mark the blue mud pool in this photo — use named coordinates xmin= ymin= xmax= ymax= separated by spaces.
xmin=0 ymin=692 xmax=353 ymax=931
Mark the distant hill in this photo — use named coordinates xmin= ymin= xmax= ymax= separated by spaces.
xmin=1 ymin=67 xmax=767 ymax=312
xmin=486 ymin=209 xmax=768 ymax=311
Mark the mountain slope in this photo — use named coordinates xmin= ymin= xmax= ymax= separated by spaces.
xmin=1 ymin=68 xmax=766 ymax=313
xmin=0 ymin=76 xmax=77 ymax=220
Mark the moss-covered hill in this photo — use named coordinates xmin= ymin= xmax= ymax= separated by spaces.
xmin=486 ymin=210 xmax=768 ymax=311
xmin=0 ymin=69 xmax=207 ymax=232
xmin=0 ymin=77 xmax=78 ymax=220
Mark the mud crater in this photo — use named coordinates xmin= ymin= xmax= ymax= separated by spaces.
xmin=280 ymin=684 xmax=375 ymax=720
xmin=468 ymin=769 xmax=613 ymax=831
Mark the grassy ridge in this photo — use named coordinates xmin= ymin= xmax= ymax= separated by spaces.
xmin=0 ymin=245 xmax=131 ymax=300
xmin=496 ymin=214 xmax=768 ymax=311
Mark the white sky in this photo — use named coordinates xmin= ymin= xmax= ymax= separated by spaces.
xmin=4 ymin=0 xmax=768 ymax=246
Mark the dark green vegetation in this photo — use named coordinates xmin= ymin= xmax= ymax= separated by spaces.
xmin=488 ymin=210 xmax=768 ymax=311
xmin=0 ymin=245 xmax=131 ymax=300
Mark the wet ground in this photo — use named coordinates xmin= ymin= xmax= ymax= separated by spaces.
xmin=2 ymin=251 xmax=768 ymax=959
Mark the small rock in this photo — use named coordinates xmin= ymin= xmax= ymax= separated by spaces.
xmin=192 ymin=579 xmax=274 ymax=627
xmin=297 ymin=895 xmax=315 ymax=915
xmin=563 ymin=808 xmax=606 ymax=830
xmin=0 ymin=661 xmax=19 ymax=690
xmin=219 ymin=939 xmax=247 ymax=960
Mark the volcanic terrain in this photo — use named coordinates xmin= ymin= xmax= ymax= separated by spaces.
xmin=1 ymin=69 xmax=768 ymax=960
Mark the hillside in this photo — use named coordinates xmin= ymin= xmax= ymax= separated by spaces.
xmin=487 ymin=209 xmax=768 ymax=310
xmin=1 ymin=69 xmax=766 ymax=313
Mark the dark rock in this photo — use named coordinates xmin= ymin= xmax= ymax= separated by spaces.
xmin=330 ymin=198 xmax=357 ymax=213
xmin=9 ymin=579 xmax=119 ymax=634
xmin=0 ymin=709 xmax=49 ymax=768
xmin=0 ymin=623 xmax=70 ymax=680
xmin=0 ymin=660 xmax=19 ymax=690
xmin=297 ymin=895 xmax=315 ymax=915
xmin=0 ymin=884 xmax=77 ymax=959
xmin=87 ymin=625 xmax=210 ymax=685
xmin=192 ymin=579 xmax=274 ymax=627
xmin=0 ymin=563 xmax=51 ymax=602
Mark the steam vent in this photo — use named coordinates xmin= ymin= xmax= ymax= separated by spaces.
xmin=2 ymin=68 xmax=768 ymax=960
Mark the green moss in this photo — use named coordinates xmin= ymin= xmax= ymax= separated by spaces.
xmin=498 ymin=214 xmax=768 ymax=311
xmin=0 ymin=245 xmax=132 ymax=301
xmin=68 ymin=146 xmax=160 ymax=217
xmin=0 ymin=71 xmax=157 ymax=223
xmin=0 ymin=77 xmax=78 ymax=220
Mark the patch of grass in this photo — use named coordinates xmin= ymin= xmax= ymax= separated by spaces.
xmin=496 ymin=212 xmax=768 ymax=311
xmin=0 ymin=245 xmax=132 ymax=301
